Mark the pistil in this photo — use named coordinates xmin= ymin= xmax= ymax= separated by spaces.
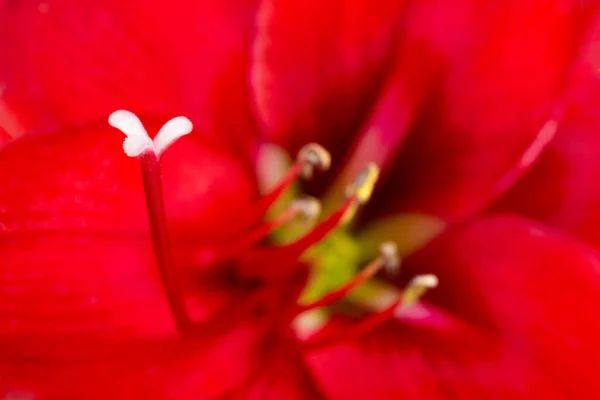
xmin=139 ymin=150 xmax=192 ymax=332
xmin=210 ymin=196 xmax=322 ymax=265
xmin=249 ymin=143 xmax=331 ymax=221
xmin=109 ymin=110 xmax=194 ymax=333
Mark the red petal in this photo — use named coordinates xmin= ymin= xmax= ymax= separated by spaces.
xmin=1 ymin=320 xmax=268 ymax=399
xmin=251 ymin=0 xmax=408 ymax=162
xmin=320 ymin=0 xmax=453 ymax=201
xmin=0 ymin=123 xmax=256 ymax=339
xmin=0 ymin=126 xmax=10 ymax=146
xmin=3 ymin=1 xmax=259 ymax=152
xmin=306 ymin=216 xmax=600 ymax=398
xmin=493 ymin=9 xmax=600 ymax=250
xmin=224 ymin=339 xmax=325 ymax=400
xmin=366 ymin=0 xmax=588 ymax=220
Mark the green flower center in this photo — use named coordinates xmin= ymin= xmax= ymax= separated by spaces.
xmin=300 ymin=229 xmax=363 ymax=304
xmin=257 ymin=143 xmax=445 ymax=325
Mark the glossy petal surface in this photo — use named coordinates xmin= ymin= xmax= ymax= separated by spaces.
xmin=494 ymin=9 xmax=600 ymax=250
xmin=362 ymin=0 xmax=586 ymax=220
xmin=251 ymin=0 xmax=407 ymax=164
xmin=0 ymin=121 xmax=256 ymax=340
xmin=2 ymin=0 xmax=259 ymax=154
xmin=1 ymin=321 xmax=267 ymax=399
xmin=224 ymin=339 xmax=325 ymax=400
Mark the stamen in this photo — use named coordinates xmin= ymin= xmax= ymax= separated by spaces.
xmin=281 ymin=162 xmax=380 ymax=259
xmin=250 ymin=143 xmax=331 ymax=221
xmin=253 ymin=162 xmax=303 ymax=218
xmin=379 ymin=241 xmax=400 ymax=275
xmin=284 ymin=197 xmax=354 ymax=258
xmin=209 ymin=198 xmax=320 ymax=265
xmin=297 ymin=143 xmax=332 ymax=179
xmin=301 ymin=299 xmax=399 ymax=349
xmin=290 ymin=196 xmax=322 ymax=221
xmin=196 ymin=145 xmax=331 ymax=268
xmin=301 ymin=273 xmax=438 ymax=348
xmin=398 ymin=274 xmax=438 ymax=312
xmin=231 ymin=204 xmax=301 ymax=252
xmin=293 ymin=309 xmax=330 ymax=341
xmin=342 ymin=162 xmax=380 ymax=224
xmin=109 ymin=110 xmax=193 ymax=333
xmin=344 ymin=162 xmax=379 ymax=204
xmin=298 ymin=241 xmax=399 ymax=312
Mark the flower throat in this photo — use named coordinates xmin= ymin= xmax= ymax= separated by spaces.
xmin=108 ymin=110 xmax=438 ymax=345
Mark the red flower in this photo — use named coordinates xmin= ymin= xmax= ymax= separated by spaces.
xmin=2 ymin=0 xmax=600 ymax=399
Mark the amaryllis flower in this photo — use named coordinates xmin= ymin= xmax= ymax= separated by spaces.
xmin=2 ymin=1 xmax=600 ymax=400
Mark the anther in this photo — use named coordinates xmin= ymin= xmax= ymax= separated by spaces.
xmin=345 ymin=162 xmax=379 ymax=204
xmin=341 ymin=162 xmax=380 ymax=224
xmin=399 ymin=274 xmax=438 ymax=311
xmin=282 ymin=163 xmax=381 ymax=257
xmin=300 ymin=271 xmax=439 ymax=348
xmin=248 ymin=144 xmax=331 ymax=223
xmin=297 ymin=143 xmax=332 ymax=179
xmin=290 ymin=196 xmax=322 ymax=221
xmin=379 ymin=241 xmax=400 ymax=275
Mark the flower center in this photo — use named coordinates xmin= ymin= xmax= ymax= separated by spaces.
xmin=108 ymin=110 xmax=438 ymax=342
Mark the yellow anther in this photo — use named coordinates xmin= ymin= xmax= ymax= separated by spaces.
xmin=341 ymin=163 xmax=380 ymax=224
xmin=297 ymin=143 xmax=332 ymax=179
xmin=379 ymin=241 xmax=400 ymax=275
xmin=345 ymin=163 xmax=379 ymax=204
xmin=400 ymin=274 xmax=438 ymax=310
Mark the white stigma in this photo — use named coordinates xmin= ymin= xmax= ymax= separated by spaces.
xmin=108 ymin=110 xmax=193 ymax=158
xmin=108 ymin=110 xmax=153 ymax=157
xmin=153 ymin=116 xmax=194 ymax=156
